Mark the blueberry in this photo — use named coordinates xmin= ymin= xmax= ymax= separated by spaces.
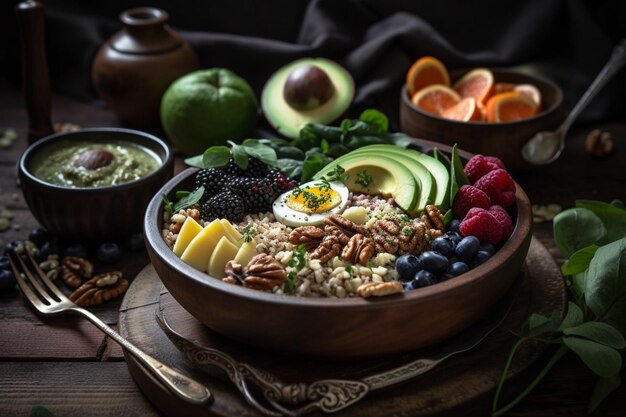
xmin=0 ymin=257 xmax=10 ymax=271
xmin=97 ymin=242 xmax=122 ymax=264
xmin=395 ymin=254 xmax=423 ymax=281
xmin=455 ymin=236 xmax=480 ymax=262
xmin=0 ymin=269 xmax=16 ymax=292
xmin=431 ymin=236 xmax=456 ymax=258
xmin=448 ymin=261 xmax=470 ymax=277
xmin=412 ymin=269 xmax=438 ymax=288
xmin=418 ymin=251 xmax=448 ymax=274
xmin=2 ymin=241 xmax=22 ymax=256
xmin=471 ymin=250 xmax=492 ymax=268
xmin=126 ymin=233 xmax=145 ymax=252
xmin=479 ymin=243 xmax=497 ymax=256
xmin=28 ymin=228 xmax=51 ymax=248
xmin=448 ymin=219 xmax=461 ymax=233
xmin=64 ymin=243 xmax=88 ymax=258
xmin=445 ymin=231 xmax=463 ymax=245
xmin=40 ymin=239 xmax=62 ymax=258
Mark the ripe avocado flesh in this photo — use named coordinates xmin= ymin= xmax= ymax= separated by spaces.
xmin=350 ymin=144 xmax=451 ymax=211
xmin=262 ymin=58 xmax=355 ymax=139
xmin=313 ymin=154 xmax=418 ymax=213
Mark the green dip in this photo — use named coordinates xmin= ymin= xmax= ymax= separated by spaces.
xmin=31 ymin=139 xmax=161 ymax=188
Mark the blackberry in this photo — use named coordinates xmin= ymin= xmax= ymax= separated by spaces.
xmin=264 ymin=170 xmax=297 ymax=197
xmin=201 ymin=191 xmax=245 ymax=222
xmin=225 ymin=157 xmax=270 ymax=178
xmin=225 ymin=159 xmax=245 ymax=177
xmin=194 ymin=168 xmax=234 ymax=199
xmin=228 ymin=177 xmax=274 ymax=213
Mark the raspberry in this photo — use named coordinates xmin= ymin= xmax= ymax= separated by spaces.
xmin=459 ymin=207 xmax=502 ymax=245
xmin=488 ymin=205 xmax=513 ymax=242
xmin=453 ymin=185 xmax=491 ymax=218
xmin=474 ymin=169 xmax=516 ymax=207
xmin=464 ymin=154 xmax=506 ymax=184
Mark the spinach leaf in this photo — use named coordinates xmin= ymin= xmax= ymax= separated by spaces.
xmin=576 ymin=200 xmax=626 ymax=244
xmin=359 ymin=109 xmax=389 ymax=131
xmin=276 ymin=158 xmax=303 ymax=180
xmin=184 ymin=154 xmax=204 ymax=168
xmin=242 ymin=139 xmax=277 ymax=167
xmin=562 ymin=336 xmax=622 ymax=378
xmin=553 ymin=208 xmax=606 ymax=258
xmin=173 ymin=186 xmax=204 ymax=213
xmin=301 ymin=153 xmax=326 ymax=183
xmin=201 ymin=146 xmax=231 ymax=169
xmin=583 ymin=237 xmax=626 ymax=319
xmin=451 ymin=144 xmax=469 ymax=186
xmin=561 ymin=245 xmax=599 ymax=276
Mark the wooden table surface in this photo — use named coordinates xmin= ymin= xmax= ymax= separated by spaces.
xmin=1 ymin=80 xmax=625 ymax=416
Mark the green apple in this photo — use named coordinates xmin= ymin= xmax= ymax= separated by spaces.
xmin=161 ymin=68 xmax=258 ymax=156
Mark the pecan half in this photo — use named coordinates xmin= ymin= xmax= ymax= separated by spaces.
xmin=421 ymin=205 xmax=445 ymax=232
xmin=310 ymin=234 xmax=341 ymax=264
xmin=289 ymin=226 xmax=325 ymax=248
xmin=59 ymin=256 xmax=94 ymax=288
xmin=371 ymin=218 xmax=401 ymax=254
xmin=69 ymin=271 xmax=128 ymax=307
xmin=398 ymin=222 xmax=427 ymax=253
xmin=341 ymin=233 xmax=375 ymax=265
xmin=356 ymin=281 xmax=404 ymax=298
xmin=325 ymin=214 xmax=369 ymax=240
xmin=243 ymin=254 xmax=287 ymax=291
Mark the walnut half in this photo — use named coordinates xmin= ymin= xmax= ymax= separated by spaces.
xmin=356 ymin=281 xmax=404 ymax=298
xmin=69 ymin=271 xmax=128 ymax=307
xmin=243 ymin=254 xmax=287 ymax=291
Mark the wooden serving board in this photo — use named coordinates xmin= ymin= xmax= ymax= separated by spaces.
xmin=119 ymin=237 xmax=566 ymax=416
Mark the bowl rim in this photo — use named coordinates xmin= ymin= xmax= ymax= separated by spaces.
xmin=402 ymin=67 xmax=564 ymax=126
xmin=18 ymin=127 xmax=173 ymax=192
xmin=144 ymin=159 xmax=532 ymax=310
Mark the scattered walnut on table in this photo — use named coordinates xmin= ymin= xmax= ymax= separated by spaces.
xmin=585 ymin=129 xmax=614 ymax=157
xmin=59 ymin=256 xmax=94 ymax=288
xmin=69 ymin=271 xmax=128 ymax=307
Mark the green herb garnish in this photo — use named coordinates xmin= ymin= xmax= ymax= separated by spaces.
xmin=492 ymin=199 xmax=626 ymax=416
xmin=355 ymin=170 xmax=373 ymax=188
xmin=162 ymin=194 xmax=174 ymax=215
xmin=288 ymin=244 xmax=307 ymax=271
xmin=284 ymin=271 xmax=297 ymax=294
xmin=241 ymin=224 xmax=257 ymax=243
xmin=345 ymin=265 xmax=353 ymax=274
xmin=322 ymin=165 xmax=348 ymax=183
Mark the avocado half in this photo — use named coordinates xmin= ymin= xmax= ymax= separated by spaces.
xmin=261 ymin=58 xmax=355 ymax=139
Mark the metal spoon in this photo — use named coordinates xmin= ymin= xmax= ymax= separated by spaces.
xmin=522 ymin=39 xmax=626 ymax=165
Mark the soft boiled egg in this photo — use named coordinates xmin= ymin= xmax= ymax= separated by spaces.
xmin=273 ymin=180 xmax=349 ymax=227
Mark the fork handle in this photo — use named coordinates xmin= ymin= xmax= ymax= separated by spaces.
xmin=72 ymin=306 xmax=212 ymax=405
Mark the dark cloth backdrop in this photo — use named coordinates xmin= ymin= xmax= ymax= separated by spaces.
xmin=1 ymin=0 xmax=625 ymax=131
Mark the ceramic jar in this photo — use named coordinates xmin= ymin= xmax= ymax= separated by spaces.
xmin=92 ymin=7 xmax=199 ymax=129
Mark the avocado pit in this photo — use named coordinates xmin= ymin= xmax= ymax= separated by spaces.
xmin=74 ymin=149 xmax=115 ymax=170
xmin=283 ymin=64 xmax=335 ymax=111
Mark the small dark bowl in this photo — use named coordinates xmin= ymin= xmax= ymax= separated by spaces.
xmin=144 ymin=142 xmax=532 ymax=359
xmin=18 ymin=128 xmax=173 ymax=242
xmin=400 ymin=68 xmax=564 ymax=172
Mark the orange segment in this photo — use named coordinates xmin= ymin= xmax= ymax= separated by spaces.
xmin=514 ymin=84 xmax=542 ymax=110
xmin=453 ymin=68 xmax=494 ymax=105
xmin=406 ymin=56 xmax=450 ymax=97
xmin=411 ymin=85 xmax=461 ymax=116
xmin=485 ymin=92 xmax=538 ymax=123
xmin=494 ymin=82 xmax=516 ymax=94
xmin=440 ymin=98 xmax=483 ymax=122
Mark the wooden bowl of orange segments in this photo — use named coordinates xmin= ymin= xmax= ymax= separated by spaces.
xmin=399 ymin=57 xmax=564 ymax=172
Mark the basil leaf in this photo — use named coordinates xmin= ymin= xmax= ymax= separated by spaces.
xmin=201 ymin=146 xmax=231 ymax=169
xmin=558 ymin=302 xmax=584 ymax=331
xmin=562 ymin=336 xmax=622 ymax=378
xmin=584 ymin=237 xmax=626 ymax=319
xmin=561 ymin=245 xmax=599 ymax=276
xmin=359 ymin=109 xmax=389 ymax=132
xmin=276 ymin=158 xmax=303 ymax=180
xmin=451 ymin=144 xmax=469 ymax=186
xmin=242 ymin=139 xmax=277 ymax=167
xmin=553 ymin=208 xmax=606 ymax=258
xmin=184 ymin=154 xmax=205 ymax=168
xmin=588 ymin=375 xmax=621 ymax=414
xmin=563 ymin=321 xmax=626 ymax=349
xmin=173 ymin=186 xmax=204 ymax=213
xmin=576 ymin=200 xmax=626 ymax=244
xmin=230 ymin=142 xmax=249 ymax=169
xmin=301 ymin=153 xmax=326 ymax=183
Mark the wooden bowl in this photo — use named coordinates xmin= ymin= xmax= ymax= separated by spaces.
xmin=18 ymin=128 xmax=174 ymax=242
xmin=400 ymin=69 xmax=564 ymax=172
xmin=144 ymin=143 xmax=532 ymax=359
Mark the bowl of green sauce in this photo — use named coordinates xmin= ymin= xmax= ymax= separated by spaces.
xmin=18 ymin=128 xmax=174 ymax=241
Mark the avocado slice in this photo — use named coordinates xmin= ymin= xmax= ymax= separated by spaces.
xmin=262 ymin=58 xmax=355 ymax=139
xmin=350 ymin=144 xmax=451 ymax=211
xmin=313 ymin=154 xmax=418 ymax=213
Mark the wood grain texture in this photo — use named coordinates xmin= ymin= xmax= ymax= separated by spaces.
xmin=118 ymin=238 xmax=567 ymax=417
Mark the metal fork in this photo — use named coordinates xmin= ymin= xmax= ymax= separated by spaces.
xmin=7 ymin=251 xmax=212 ymax=406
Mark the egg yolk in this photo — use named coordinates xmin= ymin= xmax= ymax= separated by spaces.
xmin=286 ymin=185 xmax=341 ymax=214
